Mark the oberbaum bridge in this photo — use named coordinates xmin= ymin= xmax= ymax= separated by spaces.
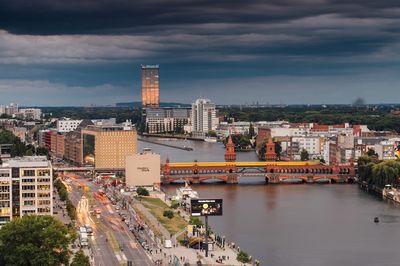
xmin=161 ymin=136 xmax=356 ymax=184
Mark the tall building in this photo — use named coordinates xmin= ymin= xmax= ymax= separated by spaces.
xmin=191 ymin=98 xmax=218 ymax=138
xmin=81 ymin=125 xmax=137 ymax=170
xmin=0 ymin=156 xmax=53 ymax=226
xmin=141 ymin=64 xmax=160 ymax=108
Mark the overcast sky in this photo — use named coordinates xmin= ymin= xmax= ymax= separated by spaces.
xmin=0 ymin=0 xmax=400 ymax=106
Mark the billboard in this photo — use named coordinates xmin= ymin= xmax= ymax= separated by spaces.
xmin=191 ymin=199 xmax=223 ymax=216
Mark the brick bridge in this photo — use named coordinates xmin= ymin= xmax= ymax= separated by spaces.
xmin=161 ymin=136 xmax=356 ymax=184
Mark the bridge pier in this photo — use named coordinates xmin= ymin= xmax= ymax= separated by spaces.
xmin=226 ymin=174 xmax=238 ymax=184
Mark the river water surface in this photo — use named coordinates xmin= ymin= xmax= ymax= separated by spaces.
xmin=139 ymin=138 xmax=400 ymax=266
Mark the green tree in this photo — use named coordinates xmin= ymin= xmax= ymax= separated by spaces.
xmin=275 ymin=141 xmax=282 ymax=158
xmin=248 ymin=123 xmax=255 ymax=138
xmin=170 ymin=200 xmax=180 ymax=209
xmin=207 ymin=130 xmax=217 ymax=137
xmin=163 ymin=209 xmax=174 ymax=219
xmin=71 ymin=250 xmax=90 ymax=266
xmin=300 ymin=149 xmax=309 ymax=161
xmin=237 ymin=251 xmax=251 ymax=263
xmin=189 ymin=216 xmax=203 ymax=227
xmin=0 ymin=215 xmax=71 ymax=266
xmin=367 ymin=148 xmax=378 ymax=157
xmin=136 ymin=187 xmax=149 ymax=196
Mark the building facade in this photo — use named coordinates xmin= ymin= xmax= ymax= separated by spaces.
xmin=0 ymin=156 xmax=53 ymax=226
xmin=141 ymin=64 xmax=160 ymax=108
xmin=81 ymin=125 xmax=137 ymax=170
xmin=125 ymin=150 xmax=161 ymax=187
xmin=191 ymin=98 xmax=218 ymax=138
xmin=57 ymin=119 xmax=83 ymax=133
xmin=18 ymin=108 xmax=42 ymax=120
xmin=145 ymin=108 xmax=191 ymax=134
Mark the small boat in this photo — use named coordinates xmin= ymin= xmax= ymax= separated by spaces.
xmin=374 ymin=217 xmax=379 ymax=223
xmin=204 ymin=137 xmax=217 ymax=143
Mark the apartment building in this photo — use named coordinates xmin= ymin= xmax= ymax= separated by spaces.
xmin=0 ymin=156 xmax=53 ymax=226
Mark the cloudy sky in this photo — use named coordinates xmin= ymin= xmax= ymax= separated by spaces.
xmin=0 ymin=0 xmax=400 ymax=106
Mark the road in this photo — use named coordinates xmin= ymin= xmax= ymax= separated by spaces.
xmin=66 ymin=174 xmax=154 ymax=266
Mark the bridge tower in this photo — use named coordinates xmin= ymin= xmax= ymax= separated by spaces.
xmin=265 ymin=138 xmax=277 ymax=161
xmin=224 ymin=135 xmax=236 ymax=162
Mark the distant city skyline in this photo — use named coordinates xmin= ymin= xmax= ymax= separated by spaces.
xmin=1 ymin=1 xmax=400 ymax=106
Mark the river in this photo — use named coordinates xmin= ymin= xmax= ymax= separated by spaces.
xmin=138 ymin=138 xmax=400 ymax=266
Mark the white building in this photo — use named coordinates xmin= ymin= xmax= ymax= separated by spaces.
xmin=18 ymin=108 xmax=42 ymax=120
xmin=0 ymin=156 xmax=53 ymax=226
xmin=57 ymin=119 xmax=83 ymax=133
xmin=292 ymin=136 xmax=322 ymax=158
xmin=191 ymin=98 xmax=218 ymax=138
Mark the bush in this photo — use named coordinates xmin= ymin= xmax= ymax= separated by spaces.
xmin=163 ymin=209 xmax=174 ymax=219
xmin=237 ymin=251 xmax=251 ymax=263
xmin=189 ymin=216 xmax=203 ymax=227
xmin=136 ymin=187 xmax=149 ymax=196
xmin=170 ymin=200 xmax=180 ymax=209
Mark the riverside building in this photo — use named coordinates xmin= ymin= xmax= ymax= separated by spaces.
xmin=191 ymin=98 xmax=218 ymax=139
xmin=81 ymin=124 xmax=137 ymax=171
xmin=0 ymin=156 xmax=53 ymax=226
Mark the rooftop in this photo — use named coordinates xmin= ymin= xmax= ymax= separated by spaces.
xmin=1 ymin=156 xmax=51 ymax=168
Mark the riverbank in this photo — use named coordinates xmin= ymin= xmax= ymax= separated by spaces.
xmin=140 ymin=133 xmax=205 ymax=141
xmin=133 ymin=190 xmax=257 ymax=265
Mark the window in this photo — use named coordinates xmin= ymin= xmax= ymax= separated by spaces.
xmin=22 ymin=185 xmax=35 ymax=191
xmin=23 ymin=200 xmax=35 ymax=206
xmin=22 ymin=193 xmax=35 ymax=198
xmin=22 ymin=170 xmax=35 ymax=177
xmin=37 ymin=169 xmax=50 ymax=176
xmin=22 ymin=179 xmax=35 ymax=183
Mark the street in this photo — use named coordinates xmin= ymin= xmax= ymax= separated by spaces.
xmin=66 ymin=174 xmax=154 ymax=266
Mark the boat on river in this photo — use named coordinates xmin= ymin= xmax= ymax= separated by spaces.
xmin=382 ymin=184 xmax=400 ymax=203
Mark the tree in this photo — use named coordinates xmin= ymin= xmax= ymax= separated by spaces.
xmin=0 ymin=215 xmax=71 ymax=266
xmin=300 ymin=149 xmax=309 ymax=161
xmin=275 ymin=141 xmax=282 ymax=158
xmin=237 ymin=251 xmax=251 ymax=263
xmin=170 ymin=200 xmax=180 ymax=209
xmin=207 ymin=130 xmax=217 ymax=137
xmin=163 ymin=209 xmax=174 ymax=219
xmin=367 ymin=148 xmax=378 ymax=157
xmin=71 ymin=250 xmax=90 ymax=266
xmin=248 ymin=123 xmax=255 ymax=138
xmin=136 ymin=187 xmax=149 ymax=196
xmin=189 ymin=216 xmax=203 ymax=227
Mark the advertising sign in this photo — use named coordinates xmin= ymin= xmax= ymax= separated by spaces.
xmin=191 ymin=199 xmax=223 ymax=216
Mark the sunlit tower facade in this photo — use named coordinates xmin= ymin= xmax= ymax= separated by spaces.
xmin=141 ymin=64 xmax=160 ymax=108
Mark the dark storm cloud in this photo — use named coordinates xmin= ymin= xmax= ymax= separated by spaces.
xmin=0 ymin=0 xmax=400 ymax=34
xmin=1 ymin=0 xmax=400 ymax=105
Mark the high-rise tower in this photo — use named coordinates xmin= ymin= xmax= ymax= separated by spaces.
xmin=141 ymin=64 xmax=160 ymax=108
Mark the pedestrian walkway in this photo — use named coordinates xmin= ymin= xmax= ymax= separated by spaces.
xmin=133 ymin=199 xmax=171 ymax=240
xmin=152 ymin=245 xmax=240 ymax=265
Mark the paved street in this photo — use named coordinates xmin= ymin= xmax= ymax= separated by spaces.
xmin=66 ymin=174 xmax=154 ymax=266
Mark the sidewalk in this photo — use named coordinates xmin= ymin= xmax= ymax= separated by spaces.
xmin=153 ymin=245 xmax=240 ymax=265
xmin=133 ymin=198 xmax=171 ymax=240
